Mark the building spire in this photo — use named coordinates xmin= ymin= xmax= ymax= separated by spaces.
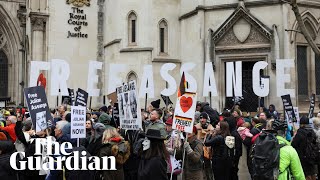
xmin=238 ymin=0 xmax=245 ymax=8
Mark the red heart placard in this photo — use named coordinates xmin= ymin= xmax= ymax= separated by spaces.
xmin=180 ymin=96 xmax=193 ymax=113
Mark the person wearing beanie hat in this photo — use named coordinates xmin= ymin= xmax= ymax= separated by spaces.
xmin=148 ymin=99 xmax=161 ymax=112
xmin=292 ymin=115 xmax=317 ymax=179
xmin=99 ymin=106 xmax=108 ymax=113
xmin=98 ymin=113 xmax=112 ymax=129
xmin=195 ymin=112 xmax=214 ymax=180
xmin=181 ymin=125 xmax=204 ymax=180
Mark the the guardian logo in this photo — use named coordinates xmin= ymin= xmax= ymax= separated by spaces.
xmin=10 ymin=137 xmax=116 ymax=170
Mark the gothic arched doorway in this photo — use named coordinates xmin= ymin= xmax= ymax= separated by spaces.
xmin=0 ymin=50 xmax=8 ymax=97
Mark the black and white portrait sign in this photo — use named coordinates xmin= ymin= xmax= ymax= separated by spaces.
xmin=116 ymin=81 xmax=141 ymax=130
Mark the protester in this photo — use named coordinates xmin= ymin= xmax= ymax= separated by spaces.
xmin=266 ymin=119 xmax=305 ymax=180
xmin=87 ymin=123 xmax=106 ymax=156
xmin=312 ymin=117 xmax=320 ymax=179
xmin=145 ymin=109 xmax=166 ymax=139
xmin=0 ymin=137 xmax=17 ymax=179
xmin=98 ymin=128 xmax=130 ymax=180
xmin=268 ymin=104 xmax=279 ymax=119
xmin=176 ymin=126 xmax=203 ymax=180
xmin=205 ymin=121 xmax=233 ymax=180
xmin=98 ymin=112 xmax=113 ymax=129
xmin=138 ymin=129 xmax=168 ymax=180
xmin=164 ymin=117 xmax=182 ymax=180
xmin=232 ymin=109 xmax=244 ymax=128
xmin=199 ymin=102 xmax=220 ymax=127
xmin=148 ymin=99 xmax=161 ymax=113
xmin=292 ymin=116 xmax=318 ymax=180
xmin=0 ymin=115 xmax=17 ymax=142
xmin=237 ymin=122 xmax=253 ymax=140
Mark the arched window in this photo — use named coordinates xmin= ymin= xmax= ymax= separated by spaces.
xmin=128 ymin=12 xmax=137 ymax=45
xmin=159 ymin=19 xmax=168 ymax=54
xmin=127 ymin=71 xmax=137 ymax=83
xmin=0 ymin=50 xmax=8 ymax=97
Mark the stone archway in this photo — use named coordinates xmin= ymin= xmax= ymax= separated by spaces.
xmin=0 ymin=5 xmax=23 ymax=104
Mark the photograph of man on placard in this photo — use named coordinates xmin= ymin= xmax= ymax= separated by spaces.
xmin=118 ymin=93 xmax=124 ymax=118
xmin=129 ymin=90 xmax=137 ymax=118
xmin=123 ymin=92 xmax=131 ymax=119
xmin=36 ymin=111 xmax=47 ymax=131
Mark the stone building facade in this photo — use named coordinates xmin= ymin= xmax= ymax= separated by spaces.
xmin=1 ymin=0 xmax=320 ymax=113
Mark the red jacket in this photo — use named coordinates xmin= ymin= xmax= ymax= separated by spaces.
xmin=0 ymin=124 xmax=16 ymax=142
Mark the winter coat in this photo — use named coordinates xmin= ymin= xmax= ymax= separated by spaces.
xmin=145 ymin=120 xmax=167 ymax=139
xmin=87 ymin=136 xmax=103 ymax=156
xmin=138 ymin=156 xmax=168 ymax=180
xmin=0 ymin=140 xmax=17 ymax=180
xmin=277 ymin=136 xmax=305 ymax=180
xmin=98 ymin=137 xmax=130 ymax=180
xmin=0 ymin=123 xmax=16 ymax=142
xmin=177 ymin=137 xmax=203 ymax=172
xmin=292 ymin=127 xmax=318 ymax=176
xmin=200 ymin=102 xmax=220 ymax=127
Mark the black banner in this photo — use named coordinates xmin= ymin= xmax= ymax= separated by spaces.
xmin=75 ymin=88 xmax=88 ymax=107
xmin=24 ymin=86 xmax=51 ymax=132
xmin=161 ymin=94 xmax=173 ymax=106
xmin=308 ymin=93 xmax=315 ymax=118
xmin=281 ymin=94 xmax=296 ymax=124
xmin=61 ymin=96 xmax=71 ymax=105
xmin=112 ymin=103 xmax=120 ymax=127
xmin=68 ymin=88 xmax=76 ymax=106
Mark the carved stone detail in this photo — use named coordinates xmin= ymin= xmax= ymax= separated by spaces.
xmin=17 ymin=8 xmax=27 ymax=27
xmin=66 ymin=0 xmax=90 ymax=7
xmin=30 ymin=13 xmax=48 ymax=31
xmin=217 ymin=26 xmax=269 ymax=47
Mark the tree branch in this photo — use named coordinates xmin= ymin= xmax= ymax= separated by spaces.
xmin=290 ymin=0 xmax=320 ymax=56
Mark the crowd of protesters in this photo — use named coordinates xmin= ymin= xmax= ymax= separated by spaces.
xmin=0 ymin=100 xmax=320 ymax=180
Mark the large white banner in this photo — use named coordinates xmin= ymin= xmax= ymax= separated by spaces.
xmin=71 ymin=106 xmax=86 ymax=139
xmin=117 ymin=80 xmax=142 ymax=130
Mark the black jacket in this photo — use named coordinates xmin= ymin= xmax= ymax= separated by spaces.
xmin=200 ymin=102 xmax=220 ymax=127
xmin=138 ymin=156 xmax=168 ymax=180
xmin=0 ymin=140 xmax=17 ymax=180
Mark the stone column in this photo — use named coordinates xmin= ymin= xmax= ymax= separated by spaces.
xmin=18 ymin=7 xmax=27 ymax=105
xmin=97 ymin=0 xmax=105 ymax=106
xmin=30 ymin=13 xmax=48 ymax=61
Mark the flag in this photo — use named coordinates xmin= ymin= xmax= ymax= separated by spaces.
xmin=177 ymin=72 xmax=186 ymax=97
xmin=161 ymin=94 xmax=173 ymax=106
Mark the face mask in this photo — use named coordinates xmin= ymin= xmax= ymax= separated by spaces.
xmin=142 ymin=137 xmax=151 ymax=151
xmin=225 ymin=136 xmax=235 ymax=149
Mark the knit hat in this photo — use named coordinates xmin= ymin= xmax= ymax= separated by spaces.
xmin=151 ymin=99 xmax=161 ymax=109
xmin=165 ymin=118 xmax=173 ymax=125
xmin=300 ymin=116 xmax=309 ymax=125
xmin=98 ymin=113 xmax=111 ymax=126
xmin=233 ymin=109 xmax=241 ymax=116
xmin=61 ymin=123 xmax=71 ymax=135
xmin=200 ymin=112 xmax=208 ymax=119
xmin=0 ymin=132 xmax=7 ymax=141
xmin=93 ymin=123 xmax=106 ymax=139
xmin=99 ymin=106 xmax=108 ymax=113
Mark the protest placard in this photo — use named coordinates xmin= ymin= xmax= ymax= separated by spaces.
xmin=70 ymin=106 xmax=86 ymax=139
xmin=68 ymin=88 xmax=76 ymax=106
xmin=24 ymin=86 xmax=51 ymax=132
xmin=112 ymin=103 xmax=120 ymax=127
xmin=75 ymin=88 xmax=88 ymax=107
xmin=172 ymin=72 xmax=197 ymax=133
xmin=117 ymin=80 xmax=142 ymax=130
xmin=281 ymin=94 xmax=296 ymax=126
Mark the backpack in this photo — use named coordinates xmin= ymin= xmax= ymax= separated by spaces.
xmin=251 ymin=131 xmax=285 ymax=180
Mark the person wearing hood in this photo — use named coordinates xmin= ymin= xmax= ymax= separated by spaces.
xmin=0 ymin=137 xmax=17 ymax=180
xmin=199 ymin=102 xmax=220 ymax=127
xmin=268 ymin=104 xmax=279 ymax=119
xmin=292 ymin=116 xmax=318 ymax=180
xmin=225 ymin=117 xmax=242 ymax=180
xmin=266 ymin=119 xmax=305 ymax=180
xmin=87 ymin=123 xmax=106 ymax=156
xmin=99 ymin=112 xmax=113 ymax=129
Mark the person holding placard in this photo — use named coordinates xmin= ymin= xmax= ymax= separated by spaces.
xmin=178 ymin=126 xmax=204 ymax=180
